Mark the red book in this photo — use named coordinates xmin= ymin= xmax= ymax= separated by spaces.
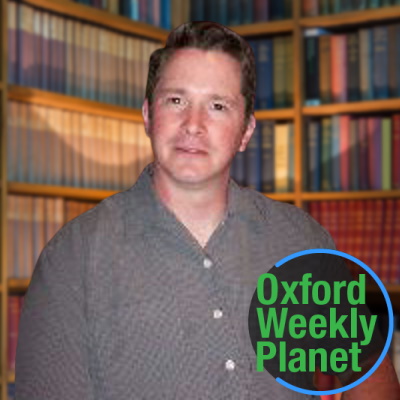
xmin=302 ymin=0 xmax=319 ymax=16
xmin=346 ymin=200 xmax=357 ymax=259
xmin=392 ymin=114 xmax=400 ymax=189
xmin=319 ymin=201 xmax=330 ymax=234
xmin=370 ymin=200 xmax=384 ymax=280
xmin=381 ymin=199 xmax=395 ymax=284
xmin=361 ymin=200 xmax=374 ymax=271
xmin=389 ymin=199 xmax=400 ymax=284
xmin=330 ymin=35 xmax=347 ymax=103
xmin=308 ymin=201 xmax=320 ymax=223
xmin=337 ymin=200 xmax=348 ymax=254
xmin=353 ymin=200 xmax=365 ymax=264
xmin=7 ymin=296 xmax=21 ymax=372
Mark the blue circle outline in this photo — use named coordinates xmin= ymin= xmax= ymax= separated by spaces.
xmin=270 ymin=248 xmax=394 ymax=396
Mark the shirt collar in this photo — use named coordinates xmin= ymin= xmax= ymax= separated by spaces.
xmin=127 ymin=162 xmax=266 ymax=230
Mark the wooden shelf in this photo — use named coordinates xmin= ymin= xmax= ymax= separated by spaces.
xmin=230 ymin=19 xmax=294 ymax=36
xmin=7 ymin=372 xmax=14 ymax=384
xmin=255 ymin=108 xmax=295 ymax=120
xmin=22 ymin=0 xmax=168 ymax=41
xmin=263 ymin=192 xmax=295 ymax=202
xmin=303 ymin=98 xmax=400 ymax=116
xmin=302 ymin=190 xmax=400 ymax=201
xmin=8 ymin=85 xmax=144 ymax=122
xmin=8 ymin=279 xmax=30 ymax=292
xmin=8 ymin=182 xmax=119 ymax=201
xmin=300 ymin=6 xmax=400 ymax=28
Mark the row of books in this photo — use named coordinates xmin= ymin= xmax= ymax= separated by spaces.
xmin=305 ymin=114 xmax=400 ymax=192
xmin=190 ymin=0 xmax=292 ymax=26
xmin=73 ymin=0 xmax=171 ymax=28
xmin=7 ymin=195 xmax=98 ymax=279
xmin=304 ymin=24 xmax=400 ymax=105
xmin=248 ymin=36 xmax=293 ymax=110
xmin=308 ymin=199 xmax=400 ymax=284
xmin=231 ymin=121 xmax=294 ymax=193
xmin=7 ymin=101 xmax=153 ymax=190
xmin=302 ymin=0 xmax=400 ymax=16
xmin=8 ymin=1 xmax=159 ymax=108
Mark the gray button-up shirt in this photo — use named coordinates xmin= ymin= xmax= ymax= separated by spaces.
xmin=16 ymin=163 xmax=335 ymax=400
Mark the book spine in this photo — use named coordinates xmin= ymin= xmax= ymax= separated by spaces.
xmin=319 ymin=35 xmax=331 ymax=103
xmin=359 ymin=28 xmax=374 ymax=100
xmin=8 ymin=1 xmax=17 ymax=84
xmin=274 ymin=124 xmax=290 ymax=192
xmin=257 ymin=39 xmax=273 ymax=109
xmin=331 ymin=115 xmax=341 ymax=191
xmin=321 ymin=117 xmax=332 ymax=191
xmin=339 ymin=115 xmax=350 ymax=191
xmin=307 ymin=120 xmax=321 ymax=191
xmin=373 ymin=26 xmax=389 ymax=99
xmin=358 ymin=117 xmax=368 ymax=190
xmin=347 ymin=32 xmax=360 ymax=101
xmin=273 ymin=36 xmax=286 ymax=108
xmin=367 ymin=117 xmax=382 ymax=190
xmin=245 ymin=123 xmax=262 ymax=191
xmin=392 ymin=114 xmax=400 ymax=189
xmin=349 ymin=118 xmax=359 ymax=191
xmin=381 ymin=117 xmax=392 ymax=190
xmin=261 ymin=120 xmax=274 ymax=192
xmin=304 ymin=36 xmax=320 ymax=105
xmin=331 ymin=34 xmax=347 ymax=103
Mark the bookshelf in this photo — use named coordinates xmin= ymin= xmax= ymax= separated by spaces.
xmin=2 ymin=0 xmax=400 ymax=396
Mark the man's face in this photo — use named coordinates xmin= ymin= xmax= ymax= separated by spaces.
xmin=142 ymin=48 xmax=255 ymax=187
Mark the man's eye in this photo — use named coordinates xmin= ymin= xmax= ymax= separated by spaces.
xmin=213 ymin=103 xmax=226 ymax=111
xmin=168 ymin=97 xmax=181 ymax=104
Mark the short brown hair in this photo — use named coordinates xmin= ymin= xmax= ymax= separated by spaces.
xmin=145 ymin=21 xmax=256 ymax=126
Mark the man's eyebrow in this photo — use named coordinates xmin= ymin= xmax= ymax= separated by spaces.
xmin=156 ymin=88 xmax=239 ymax=103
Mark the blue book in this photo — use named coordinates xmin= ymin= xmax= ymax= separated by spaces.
xmin=130 ymin=0 xmax=139 ymax=20
xmin=228 ymin=0 xmax=240 ymax=25
xmin=373 ymin=26 xmax=389 ymax=99
xmin=146 ymin=0 xmax=154 ymax=25
xmin=241 ymin=0 xmax=253 ymax=24
xmin=257 ymin=39 xmax=274 ymax=109
xmin=219 ymin=0 xmax=228 ymax=24
xmin=205 ymin=0 xmax=217 ymax=22
xmin=261 ymin=121 xmax=274 ymax=192
xmin=321 ymin=118 xmax=332 ymax=191
xmin=352 ymin=0 xmax=367 ymax=9
xmin=245 ymin=123 xmax=262 ymax=191
xmin=190 ymin=0 xmax=204 ymax=20
xmin=368 ymin=0 xmax=380 ymax=8
xmin=331 ymin=116 xmax=341 ymax=191
xmin=161 ymin=0 xmax=171 ymax=29
xmin=235 ymin=150 xmax=246 ymax=186
xmin=359 ymin=28 xmax=374 ymax=100
xmin=307 ymin=120 xmax=321 ymax=192
xmin=248 ymin=40 xmax=259 ymax=109
xmin=333 ymin=0 xmax=341 ymax=13
xmin=303 ymin=28 xmax=329 ymax=106
xmin=341 ymin=0 xmax=352 ymax=11
xmin=270 ymin=1 xmax=285 ymax=20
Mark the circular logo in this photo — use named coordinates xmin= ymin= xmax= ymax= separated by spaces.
xmin=248 ymin=249 xmax=394 ymax=396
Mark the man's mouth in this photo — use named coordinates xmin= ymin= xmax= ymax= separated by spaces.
xmin=176 ymin=146 xmax=207 ymax=155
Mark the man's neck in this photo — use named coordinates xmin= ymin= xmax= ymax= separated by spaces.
xmin=152 ymin=168 xmax=229 ymax=247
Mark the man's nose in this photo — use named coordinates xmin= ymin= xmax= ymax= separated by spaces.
xmin=183 ymin=105 xmax=206 ymax=136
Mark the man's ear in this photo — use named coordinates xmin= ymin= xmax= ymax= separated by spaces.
xmin=142 ymin=98 xmax=151 ymax=137
xmin=238 ymin=114 xmax=256 ymax=152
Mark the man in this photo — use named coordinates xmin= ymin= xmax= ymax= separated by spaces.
xmin=16 ymin=21 xmax=399 ymax=400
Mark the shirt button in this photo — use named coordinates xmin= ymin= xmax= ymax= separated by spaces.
xmin=203 ymin=258 xmax=213 ymax=269
xmin=225 ymin=359 xmax=236 ymax=371
xmin=213 ymin=309 xmax=223 ymax=319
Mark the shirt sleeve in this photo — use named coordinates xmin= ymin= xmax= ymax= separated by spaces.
xmin=15 ymin=223 xmax=95 ymax=400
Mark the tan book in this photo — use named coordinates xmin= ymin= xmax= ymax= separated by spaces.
xmin=30 ymin=104 xmax=41 ymax=183
xmin=7 ymin=195 xmax=17 ymax=278
xmin=82 ymin=23 xmax=90 ymax=99
xmin=99 ymin=29 xmax=107 ymax=102
xmin=81 ymin=113 xmax=93 ymax=188
xmin=274 ymin=123 xmax=290 ymax=192
xmin=103 ymin=118 xmax=114 ymax=189
xmin=121 ymin=120 xmax=139 ymax=189
xmin=35 ymin=104 xmax=48 ymax=184
xmin=107 ymin=0 xmax=118 ymax=14
xmin=319 ymin=35 xmax=331 ymax=104
xmin=110 ymin=119 xmax=122 ymax=190
xmin=88 ymin=25 xmax=98 ymax=100
xmin=137 ymin=122 xmax=153 ymax=174
xmin=70 ymin=111 xmax=82 ymax=187
xmin=32 ymin=197 xmax=46 ymax=271
xmin=62 ymin=110 xmax=73 ymax=187
xmin=117 ymin=34 xmax=126 ymax=106
xmin=21 ymin=196 xmax=33 ymax=278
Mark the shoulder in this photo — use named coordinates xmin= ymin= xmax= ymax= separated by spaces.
xmin=241 ymin=187 xmax=335 ymax=250
xmin=44 ymin=187 xmax=139 ymax=258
